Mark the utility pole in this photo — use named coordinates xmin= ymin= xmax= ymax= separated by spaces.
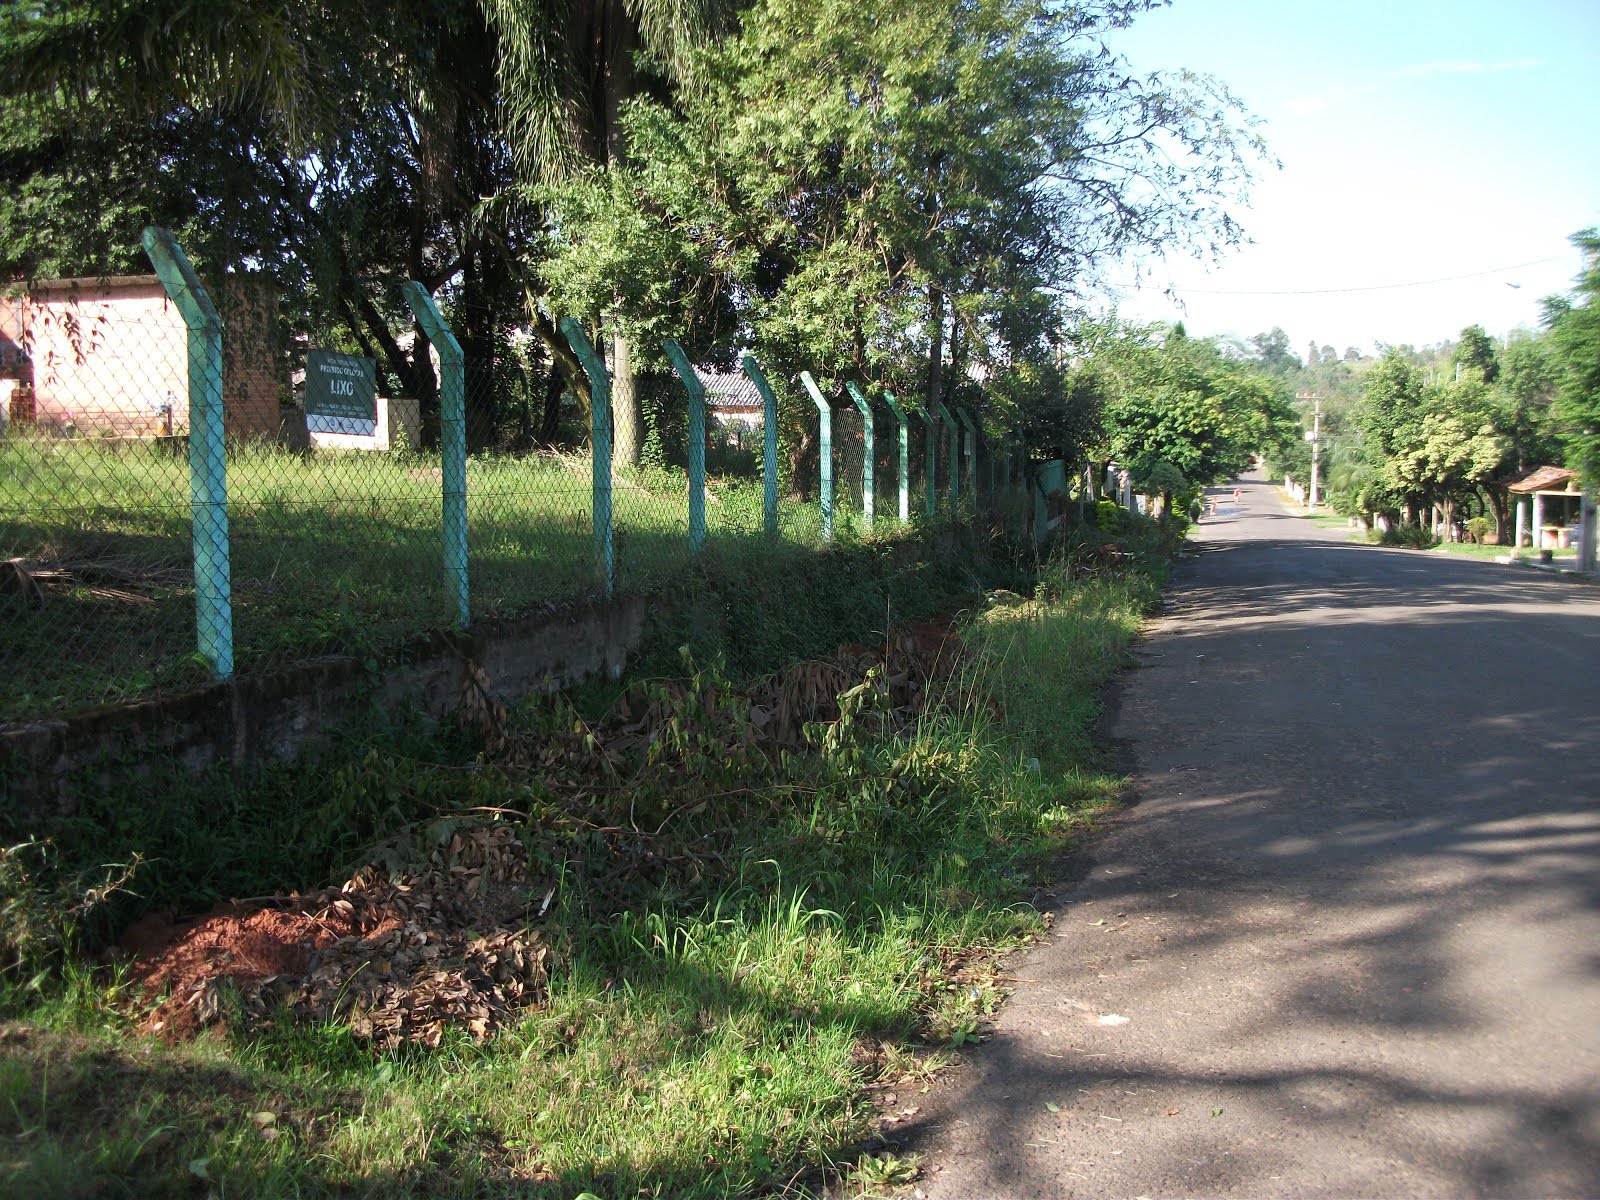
xmin=1311 ymin=395 xmax=1322 ymax=512
xmin=1296 ymin=390 xmax=1324 ymax=511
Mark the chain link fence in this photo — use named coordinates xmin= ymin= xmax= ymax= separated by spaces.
xmin=1 ymin=290 xmax=199 ymax=717
xmin=1 ymin=232 xmax=1045 ymax=726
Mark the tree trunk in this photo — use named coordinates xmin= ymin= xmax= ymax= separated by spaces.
xmin=611 ymin=331 xmax=642 ymax=466
xmin=927 ymin=286 xmax=945 ymax=415
xmin=539 ymin=366 xmax=566 ymax=447
xmin=1487 ymin=486 xmax=1510 ymax=546
xmin=599 ymin=0 xmax=643 ymax=465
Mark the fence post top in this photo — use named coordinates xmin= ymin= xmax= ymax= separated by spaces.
xmin=931 ymin=399 xmax=954 ymax=425
xmin=954 ymin=407 xmax=979 ymax=433
xmin=882 ymin=390 xmax=907 ymax=420
xmin=844 ymin=381 xmax=874 ymax=417
xmin=141 ymin=226 xmax=219 ymax=330
xmin=661 ymin=338 xmax=705 ymax=397
xmin=740 ymin=351 xmax=776 ymax=391
xmin=558 ymin=317 xmax=604 ymax=366
xmin=798 ymin=371 xmax=830 ymax=415
xmin=401 ymin=281 xmax=464 ymax=362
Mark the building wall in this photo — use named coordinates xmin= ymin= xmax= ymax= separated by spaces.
xmin=14 ymin=275 xmax=279 ymax=439
xmin=26 ymin=280 xmax=187 ymax=436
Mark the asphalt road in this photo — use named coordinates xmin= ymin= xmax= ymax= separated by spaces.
xmin=912 ymin=474 xmax=1600 ymax=1199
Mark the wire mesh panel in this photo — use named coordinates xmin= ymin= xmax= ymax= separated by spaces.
xmin=226 ymin=428 xmax=460 ymax=671
xmin=466 ymin=442 xmax=599 ymax=622
xmin=0 ymin=292 xmax=202 ymax=717
xmin=607 ymin=372 xmax=696 ymax=593
xmin=696 ymin=366 xmax=769 ymax=542
xmin=833 ymin=401 xmax=865 ymax=533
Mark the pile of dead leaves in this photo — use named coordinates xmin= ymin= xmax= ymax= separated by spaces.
xmin=127 ymin=823 xmax=548 ymax=1050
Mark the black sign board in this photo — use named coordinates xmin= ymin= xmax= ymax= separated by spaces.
xmin=305 ymin=350 xmax=377 ymax=436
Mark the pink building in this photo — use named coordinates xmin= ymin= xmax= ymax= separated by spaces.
xmin=1 ymin=275 xmax=280 ymax=439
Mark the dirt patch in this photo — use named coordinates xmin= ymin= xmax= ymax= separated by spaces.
xmin=124 ymin=823 xmax=547 ymax=1048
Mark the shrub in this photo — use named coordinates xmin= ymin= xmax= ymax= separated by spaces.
xmin=1371 ymin=521 xmax=1439 ymax=550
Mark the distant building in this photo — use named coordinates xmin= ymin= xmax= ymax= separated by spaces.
xmin=0 ymin=275 xmax=280 ymax=439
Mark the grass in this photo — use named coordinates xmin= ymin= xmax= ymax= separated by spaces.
xmin=1425 ymin=540 xmax=1577 ymax=563
xmin=0 ymin=547 xmax=1157 ymax=1199
xmin=0 ymin=435 xmax=1006 ymax=719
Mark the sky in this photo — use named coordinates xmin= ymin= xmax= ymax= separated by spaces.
xmin=1096 ymin=0 xmax=1600 ymax=359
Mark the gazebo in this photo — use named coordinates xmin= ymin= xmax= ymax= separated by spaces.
xmin=1509 ymin=465 xmax=1596 ymax=571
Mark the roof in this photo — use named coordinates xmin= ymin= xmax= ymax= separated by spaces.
xmin=700 ymin=370 xmax=763 ymax=411
xmin=1508 ymin=465 xmax=1581 ymax=495
xmin=22 ymin=275 xmax=163 ymax=293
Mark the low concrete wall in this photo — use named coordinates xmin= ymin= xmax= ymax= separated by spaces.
xmin=1 ymin=594 xmax=644 ymax=819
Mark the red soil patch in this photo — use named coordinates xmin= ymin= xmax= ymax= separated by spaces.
xmin=123 ymin=903 xmax=356 ymax=1040
xmin=119 ymin=826 xmax=545 ymax=1047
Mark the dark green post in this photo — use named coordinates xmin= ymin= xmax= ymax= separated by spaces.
xmin=741 ymin=352 xmax=780 ymax=538
xmin=401 ymin=282 xmax=470 ymax=628
xmin=933 ymin=399 xmax=957 ymax=509
xmin=663 ymin=339 xmax=706 ymax=555
xmin=955 ymin=408 xmax=978 ymax=503
xmin=883 ymin=391 xmax=909 ymax=523
xmin=142 ymin=227 xmax=233 ymax=678
xmin=799 ymin=371 xmax=832 ymax=542
xmin=845 ymin=382 xmax=875 ymax=531
xmin=560 ymin=319 xmax=614 ymax=595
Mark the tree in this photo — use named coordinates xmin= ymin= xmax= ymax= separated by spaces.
xmin=1077 ymin=321 xmax=1266 ymax=508
xmin=1543 ymin=228 xmax=1600 ymax=484
xmin=1247 ymin=327 xmax=1300 ymax=375
xmin=1454 ymin=323 xmax=1499 ymax=383
xmin=539 ymin=0 xmax=1269 ymax=483
xmin=0 ymin=0 xmax=556 ymax=448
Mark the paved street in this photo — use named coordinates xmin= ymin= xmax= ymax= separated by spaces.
xmin=913 ymin=475 xmax=1600 ymax=1198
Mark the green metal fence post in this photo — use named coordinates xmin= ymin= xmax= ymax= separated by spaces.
xmin=799 ymin=371 xmax=832 ymax=543
xmin=560 ymin=319 xmax=614 ymax=595
xmin=845 ymin=382 xmax=875 ymax=532
xmin=740 ymin=352 xmax=780 ymax=538
xmin=922 ymin=406 xmax=938 ymax=516
xmin=142 ymin=227 xmax=234 ymax=678
xmin=979 ymin=428 xmax=992 ymax=508
xmin=663 ymin=339 xmax=706 ymax=556
xmin=400 ymin=282 xmax=470 ymax=628
xmin=955 ymin=408 xmax=978 ymax=503
xmin=932 ymin=399 xmax=957 ymax=510
xmin=883 ymin=391 xmax=909 ymax=523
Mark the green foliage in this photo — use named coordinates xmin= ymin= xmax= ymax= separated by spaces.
xmin=1371 ymin=522 xmax=1439 ymax=550
xmin=1544 ymin=228 xmax=1600 ymax=484
xmin=1453 ymin=323 xmax=1500 ymax=383
xmin=539 ymin=0 xmax=1267 ymax=454
xmin=0 ymin=838 xmax=140 ymax=975
xmin=1068 ymin=319 xmax=1285 ymax=487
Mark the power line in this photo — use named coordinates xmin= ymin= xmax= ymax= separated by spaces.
xmin=1112 ymin=256 xmax=1567 ymax=298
